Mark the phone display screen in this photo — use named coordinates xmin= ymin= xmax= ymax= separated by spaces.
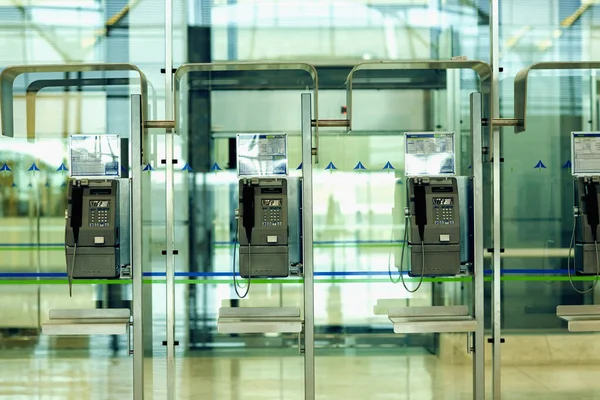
xmin=90 ymin=200 xmax=110 ymax=208
xmin=262 ymin=199 xmax=282 ymax=207
xmin=432 ymin=197 xmax=453 ymax=205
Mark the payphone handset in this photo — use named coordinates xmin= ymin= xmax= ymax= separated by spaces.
xmin=394 ymin=132 xmax=461 ymax=292
xmin=234 ymin=177 xmax=290 ymax=298
xmin=569 ymin=132 xmax=600 ymax=293
xmin=65 ymin=179 xmax=121 ymax=296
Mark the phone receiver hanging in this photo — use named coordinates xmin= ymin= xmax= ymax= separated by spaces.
xmin=585 ymin=181 xmax=599 ymax=242
xmin=71 ymin=180 xmax=84 ymax=244
xmin=242 ymin=184 xmax=255 ymax=243
xmin=413 ymin=182 xmax=427 ymax=242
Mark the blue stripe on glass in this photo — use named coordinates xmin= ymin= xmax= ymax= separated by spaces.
xmin=0 ymin=269 xmax=577 ymax=278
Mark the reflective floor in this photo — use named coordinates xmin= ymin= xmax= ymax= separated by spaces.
xmin=2 ymin=347 xmax=600 ymax=400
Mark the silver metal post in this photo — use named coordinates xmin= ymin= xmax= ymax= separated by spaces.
xmin=131 ymin=94 xmax=144 ymax=400
xmin=490 ymin=0 xmax=502 ymax=398
xmin=471 ymin=92 xmax=485 ymax=400
xmin=301 ymin=93 xmax=315 ymax=400
xmin=165 ymin=0 xmax=175 ymax=399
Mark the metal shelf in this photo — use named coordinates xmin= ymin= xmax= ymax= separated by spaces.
xmin=42 ymin=309 xmax=130 ymax=336
xmin=386 ymin=305 xmax=477 ymax=334
xmin=217 ymin=307 xmax=302 ymax=334
xmin=557 ymin=305 xmax=600 ymax=332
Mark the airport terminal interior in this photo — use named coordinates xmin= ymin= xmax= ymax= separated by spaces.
xmin=4 ymin=0 xmax=600 ymax=399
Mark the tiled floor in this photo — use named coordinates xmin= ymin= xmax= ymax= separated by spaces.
xmin=2 ymin=349 xmax=600 ymax=399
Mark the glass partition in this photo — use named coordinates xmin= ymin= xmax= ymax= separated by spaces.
xmin=0 ymin=69 xmax=148 ymax=398
xmin=500 ymin=67 xmax=600 ymax=399
xmin=173 ymin=65 xmax=317 ymax=399
xmin=313 ymin=65 xmax=487 ymax=399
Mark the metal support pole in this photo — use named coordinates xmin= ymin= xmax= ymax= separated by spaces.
xmin=165 ymin=0 xmax=176 ymax=399
xmin=471 ymin=92 xmax=485 ymax=400
xmin=490 ymin=0 xmax=502 ymax=398
xmin=131 ymin=94 xmax=144 ymax=400
xmin=301 ymin=93 xmax=315 ymax=400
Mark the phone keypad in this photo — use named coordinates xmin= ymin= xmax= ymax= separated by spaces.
xmin=262 ymin=206 xmax=283 ymax=226
xmin=433 ymin=205 xmax=455 ymax=225
xmin=89 ymin=208 xmax=110 ymax=228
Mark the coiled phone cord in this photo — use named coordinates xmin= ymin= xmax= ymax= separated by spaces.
xmin=389 ymin=185 xmax=426 ymax=292
xmin=567 ymin=217 xmax=600 ymax=294
xmin=232 ymin=218 xmax=252 ymax=298
xmin=68 ymin=243 xmax=77 ymax=297
xmin=396 ymin=216 xmax=426 ymax=293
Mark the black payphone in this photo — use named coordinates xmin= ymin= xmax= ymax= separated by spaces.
xmin=392 ymin=131 xmax=470 ymax=292
xmin=568 ymin=132 xmax=600 ymax=292
xmin=233 ymin=177 xmax=303 ymax=298
xmin=394 ymin=177 xmax=464 ymax=292
xmin=406 ymin=176 xmax=462 ymax=277
xmin=573 ymin=177 xmax=600 ymax=277
xmin=65 ymin=179 xmax=124 ymax=295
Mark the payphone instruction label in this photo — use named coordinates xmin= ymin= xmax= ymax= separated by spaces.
xmin=237 ymin=134 xmax=288 ymax=176
xmin=572 ymin=132 xmax=600 ymax=176
xmin=404 ymin=132 xmax=455 ymax=176
xmin=69 ymin=134 xmax=121 ymax=178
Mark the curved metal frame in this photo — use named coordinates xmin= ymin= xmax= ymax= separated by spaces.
xmin=345 ymin=60 xmax=493 ymax=132
xmin=174 ymin=62 xmax=320 ymax=156
xmin=514 ymin=61 xmax=600 ymax=134
xmin=0 ymin=63 xmax=149 ymax=140
xmin=22 ymin=77 xmax=157 ymax=139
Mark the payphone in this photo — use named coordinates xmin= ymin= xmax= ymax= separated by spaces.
xmin=574 ymin=177 xmax=600 ymax=276
xmin=393 ymin=132 xmax=468 ymax=291
xmin=64 ymin=135 xmax=130 ymax=296
xmin=406 ymin=176 xmax=462 ymax=276
xmin=232 ymin=133 xmax=301 ymax=298
xmin=570 ymin=132 xmax=600 ymax=285
xmin=65 ymin=179 xmax=121 ymax=279
xmin=237 ymin=177 xmax=290 ymax=279
xmin=233 ymin=176 xmax=304 ymax=298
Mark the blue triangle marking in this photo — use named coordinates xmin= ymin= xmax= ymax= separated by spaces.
xmin=28 ymin=163 xmax=40 ymax=172
xmin=11 ymin=183 xmax=17 ymax=188
xmin=143 ymin=163 xmax=154 ymax=171
xmin=325 ymin=161 xmax=337 ymax=170
xmin=210 ymin=162 xmax=222 ymax=172
xmin=534 ymin=160 xmax=547 ymax=169
xmin=468 ymin=165 xmax=472 ymax=169
xmin=182 ymin=163 xmax=193 ymax=172
xmin=383 ymin=161 xmax=395 ymax=170
xmin=563 ymin=160 xmax=572 ymax=169
xmin=61 ymin=182 xmax=67 ymax=187
xmin=56 ymin=163 xmax=68 ymax=172
xmin=296 ymin=163 xmax=303 ymax=170
xmin=354 ymin=161 xmax=366 ymax=170
xmin=44 ymin=182 xmax=50 ymax=188
xmin=0 ymin=163 xmax=11 ymax=172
